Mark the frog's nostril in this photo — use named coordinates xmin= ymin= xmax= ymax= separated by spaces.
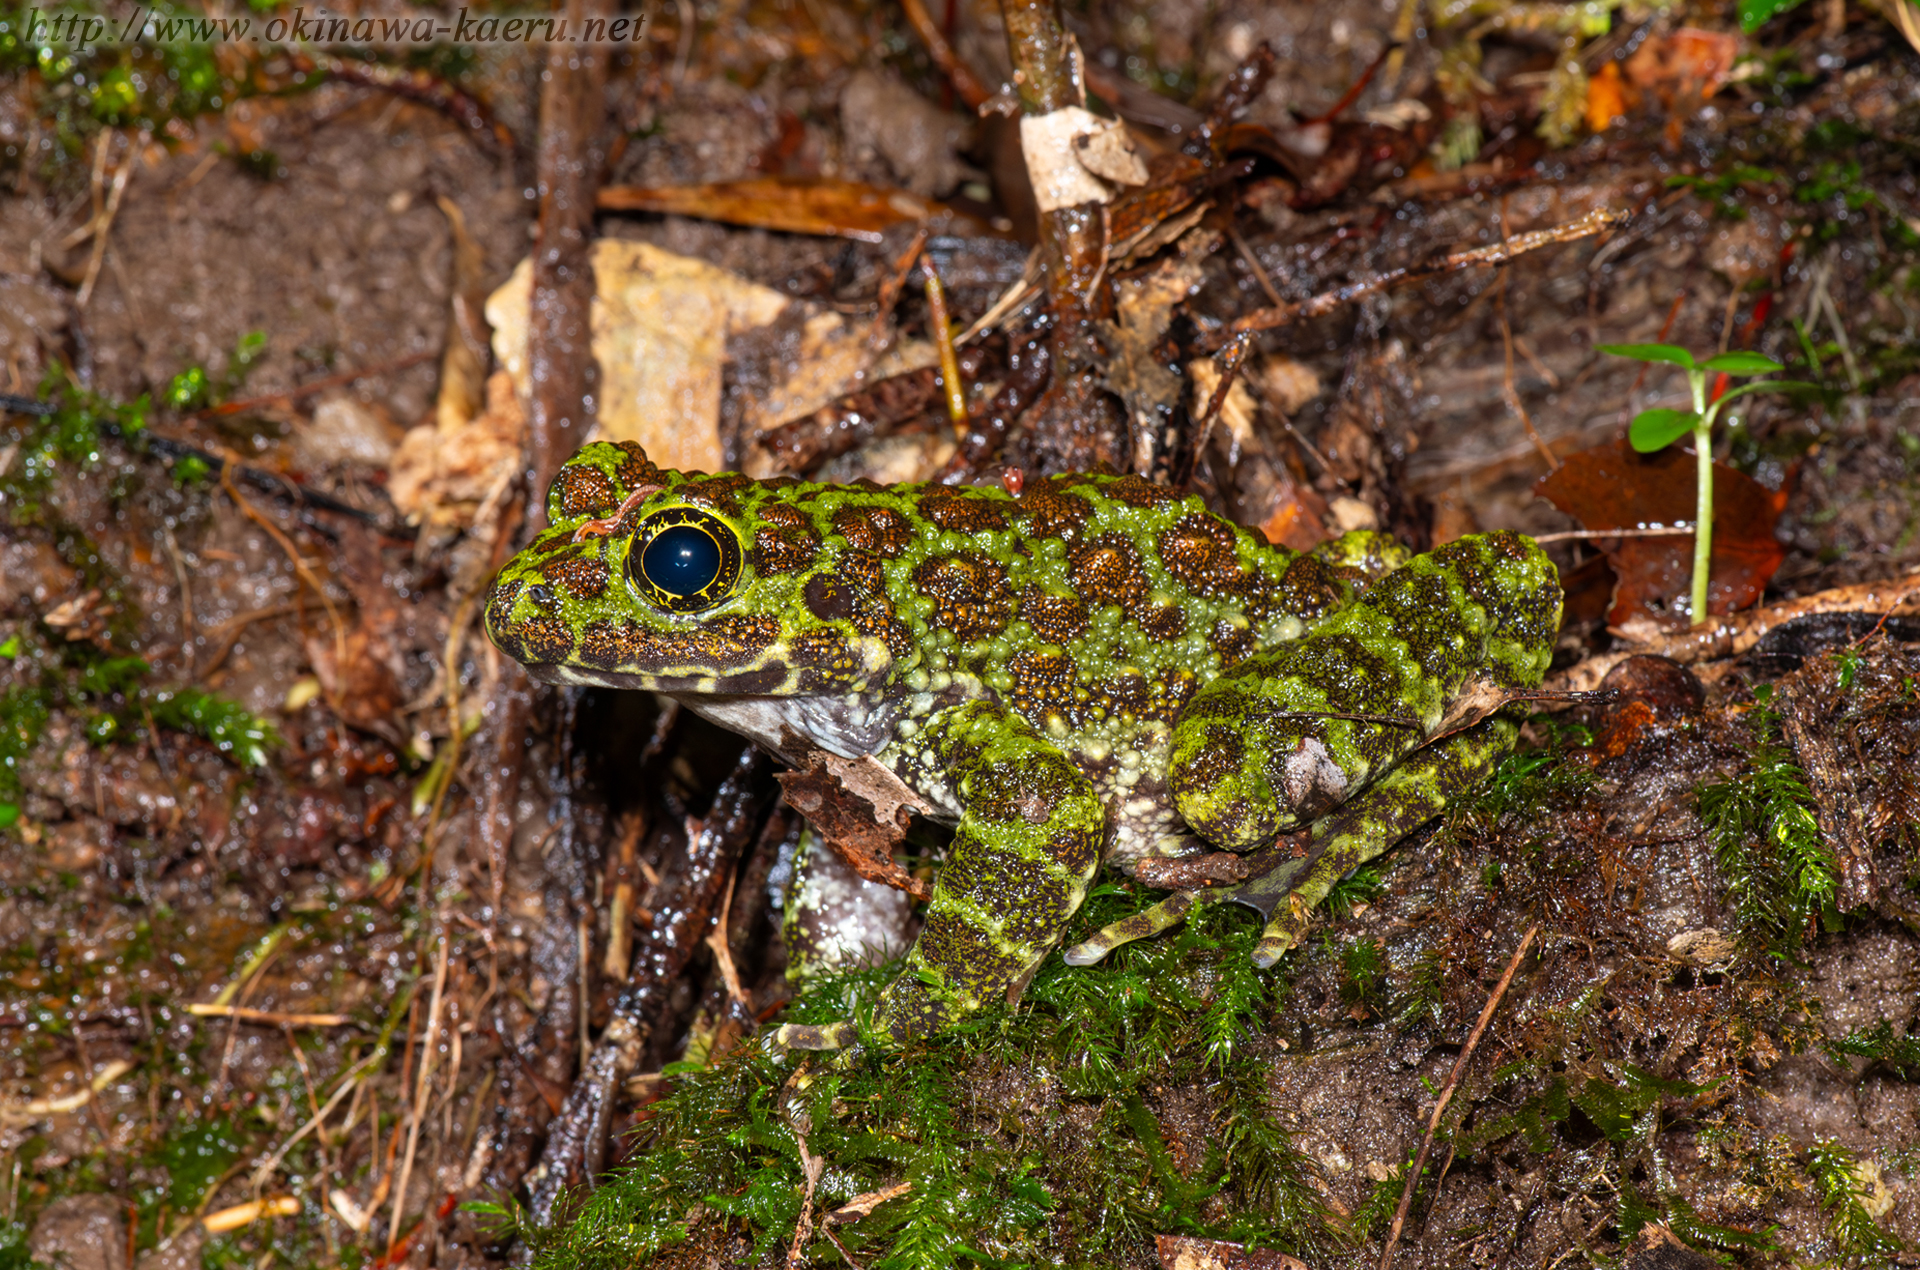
xmin=528 ymin=583 xmax=555 ymax=607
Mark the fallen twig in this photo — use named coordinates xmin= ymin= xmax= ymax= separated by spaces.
xmin=219 ymin=463 xmax=350 ymax=687
xmin=1212 ymin=207 xmax=1626 ymax=348
xmin=76 ymin=133 xmax=133 ymax=310
xmin=1552 ymin=567 xmax=1920 ymax=693
xmin=1380 ymin=924 xmax=1538 ymax=1270
xmin=246 ymin=1049 xmax=385 ymax=1192
xmin=897 ymin=0 xmax=990 ymax=108
xmin=202 ymin=1197 xmax=299 ymax=1234
xmin=0 ymin=1059 xmax=134 ymax=1125
xmin=389 ymin=929 xmax=451 ymax=1255
xmin=187 ymin=1004 xmax=355 ymax=1027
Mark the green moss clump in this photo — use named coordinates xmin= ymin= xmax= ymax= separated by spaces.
xmin=1699 ymin=688 xmax=1839 ymax=958
xmin=509 ymin=889 xmax=1339 ymax=1269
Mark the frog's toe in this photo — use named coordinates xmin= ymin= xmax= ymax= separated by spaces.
xmin=769 ymin=1020 xmax=858 ymax=1052
xmin=1064 ymin=889 xmax=1220 ymax=965
xmin=1251 ymin=902 xmax=1313 ymax=968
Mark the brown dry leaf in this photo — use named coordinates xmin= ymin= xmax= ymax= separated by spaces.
xmin=1625 ymin=28 xmax=1741 ymax=99
xmin=1155 ymin=1234 xmax=1308 ymax=1270
xmin=387 ymin=369 xmax=524 ymax=528
xmin=776 ymin=751 xmax=933 ymax=902
xmin=1099 ymin=232 xmax=1215 ymax=474
xmin=489 ymin=240 xmax=936 ymax=479
xmin=1535 ymin=438 xmax=1788 ymax=630
xmin=595 ymin=177 xmax=964 ymax=243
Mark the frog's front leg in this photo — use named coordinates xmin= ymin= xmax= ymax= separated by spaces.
xmin=774 ymin=700 xmax=1103 ymax=1050
xmin=1066 ymin=717 xmax=1516 ymax=968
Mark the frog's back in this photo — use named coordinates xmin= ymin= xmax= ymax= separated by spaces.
xmin=840 ymin=473 xmax=1359 ymax=746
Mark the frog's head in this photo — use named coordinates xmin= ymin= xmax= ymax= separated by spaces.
xmin=484 ymin=441 xmax=906 ymax=700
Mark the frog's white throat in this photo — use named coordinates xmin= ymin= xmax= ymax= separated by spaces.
xmin=671 ymin=692 xmax=904 ymax=763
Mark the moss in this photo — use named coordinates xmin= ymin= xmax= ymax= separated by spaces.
xmin=1699 ymin=687 xmax=1840 ymax=958
xmin=513 ymin=890 xmax=1336 ymax=1269
xmin=1807 ymin=1139 xmax=1906 ymax=1265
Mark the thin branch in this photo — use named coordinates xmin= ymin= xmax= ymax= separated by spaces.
xmin=1380 ymin=924 xmax=1539 ymax=1270
xmin=1212 ymin=207 xmax=1625 ymax=348
xmin=187 ymin=1005 xmax=356 ymax=1027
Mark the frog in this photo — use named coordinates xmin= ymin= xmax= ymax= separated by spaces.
xmin=484 ymin=440 xmax=1563 ymax=1049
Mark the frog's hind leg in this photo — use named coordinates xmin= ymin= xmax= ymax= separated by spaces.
xmin=1066 ymin=718 xmax=1516 ymax=967
xmin=1168 ymin=532 xmax=1560 ymax=853
xmin=1247 ymin=716 xmax=1517 ymax=966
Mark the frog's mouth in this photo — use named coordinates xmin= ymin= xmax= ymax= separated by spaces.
xmin=516 ymin=659 xmax=812 ymax=697
xmin=515 ymin=661 xmax=904 ymax=760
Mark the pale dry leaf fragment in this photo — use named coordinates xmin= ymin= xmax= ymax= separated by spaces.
xmin=1021 ymin=107 xmax=1146 ymax=212
xmin=1667 ymin=928 xmax=1738 ymax=967
xmin=488 ymin=240 xmax=937 ymax=484
xmin=1185 ymin=358 xmax=1258 ymax=461
xmin=1253 ymin=354 xmax=1322 ymax=416
xmin=387 ymin=369 xmax=525 ymax=529
xmin=299 ymin=396 xmax=402 ymax=468
xmin=1071 ymin=119 xmax=1149 ymax=184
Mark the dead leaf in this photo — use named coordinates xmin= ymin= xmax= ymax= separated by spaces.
xmin=1252 ymin=355 xmax=1322 ymax=416
xmin=595 ymin=177 xmax=968 ymax=243
xmin=387 ymin=369 xmax=524 ymax=528
xmin=41 ymin=589 xmax=111 ymax=642
xmin=1625 ymin=28 xmax=1740 ymax=100
xmin=297 ymin=396 xmax=401 ymax=469
xmin=1097 ymin=232 xmax=1213 ymax=474
xmin=1584 ymin=60 xmax=1636 ymax=132
xmin=488 ymin=240 xmax=935 ymax=480
xmin=1155 ymin=1233 xmax=1308 ymax=1270
xmin=1535 ymin=438 xmax=1787 ymax=629
xmin=1022 ymin=107 xmax=1147 ymax=212
xmin=776 ymin=750 xmax=933 ymax=902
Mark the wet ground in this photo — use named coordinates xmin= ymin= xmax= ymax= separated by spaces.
xmin=2 ymin=0 xmax=1919 ymax=1266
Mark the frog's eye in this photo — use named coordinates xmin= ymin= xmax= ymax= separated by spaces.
xmin=629 ymin=508 xmax=742 ymax=613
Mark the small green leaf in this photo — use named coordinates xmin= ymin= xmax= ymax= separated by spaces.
xmin=1740 ymin=0 xmax=1809 ymax=30
xmin=164 ymin=366 xmax=210 ymax=411
xmin=0 ymin=635 xmax=19 ymax=658
xmin=1596 ymin=343 xmax=1696 ymax=369
xmin=1700 ymin=351 xmax=1784 ymax=375
xmin=0 ymin=803 xmax=19 ymax=828
xmin=1628 ymin=408 xmax=1700 ymax=452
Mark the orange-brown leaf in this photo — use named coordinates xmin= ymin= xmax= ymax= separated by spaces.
xmin=595 ymin=177 xmax=979 ymax=242
xmin=1535 ymin=438 xmax=1787 ymax=628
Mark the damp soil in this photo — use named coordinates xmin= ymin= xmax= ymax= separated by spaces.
xmin=2 ymin=0 xmax=1919 ymax=1267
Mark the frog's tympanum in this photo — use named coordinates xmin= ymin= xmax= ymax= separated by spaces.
xmin=486 ymin=442 xmax=1562 ymax=1048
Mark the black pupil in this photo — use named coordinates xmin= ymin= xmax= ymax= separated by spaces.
xmin=642 ymin=525 xmax=721 ymax=597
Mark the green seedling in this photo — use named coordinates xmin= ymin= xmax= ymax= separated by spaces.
xmin=1595 ymin=344 xmax=1814 ymax=625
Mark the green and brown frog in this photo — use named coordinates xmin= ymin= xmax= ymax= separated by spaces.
xmin=485 ymin=441 xmax=1562 ymax=1048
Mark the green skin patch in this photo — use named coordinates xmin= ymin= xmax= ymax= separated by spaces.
xmin=485 ymin=441 xmax=1564 ymax=1048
